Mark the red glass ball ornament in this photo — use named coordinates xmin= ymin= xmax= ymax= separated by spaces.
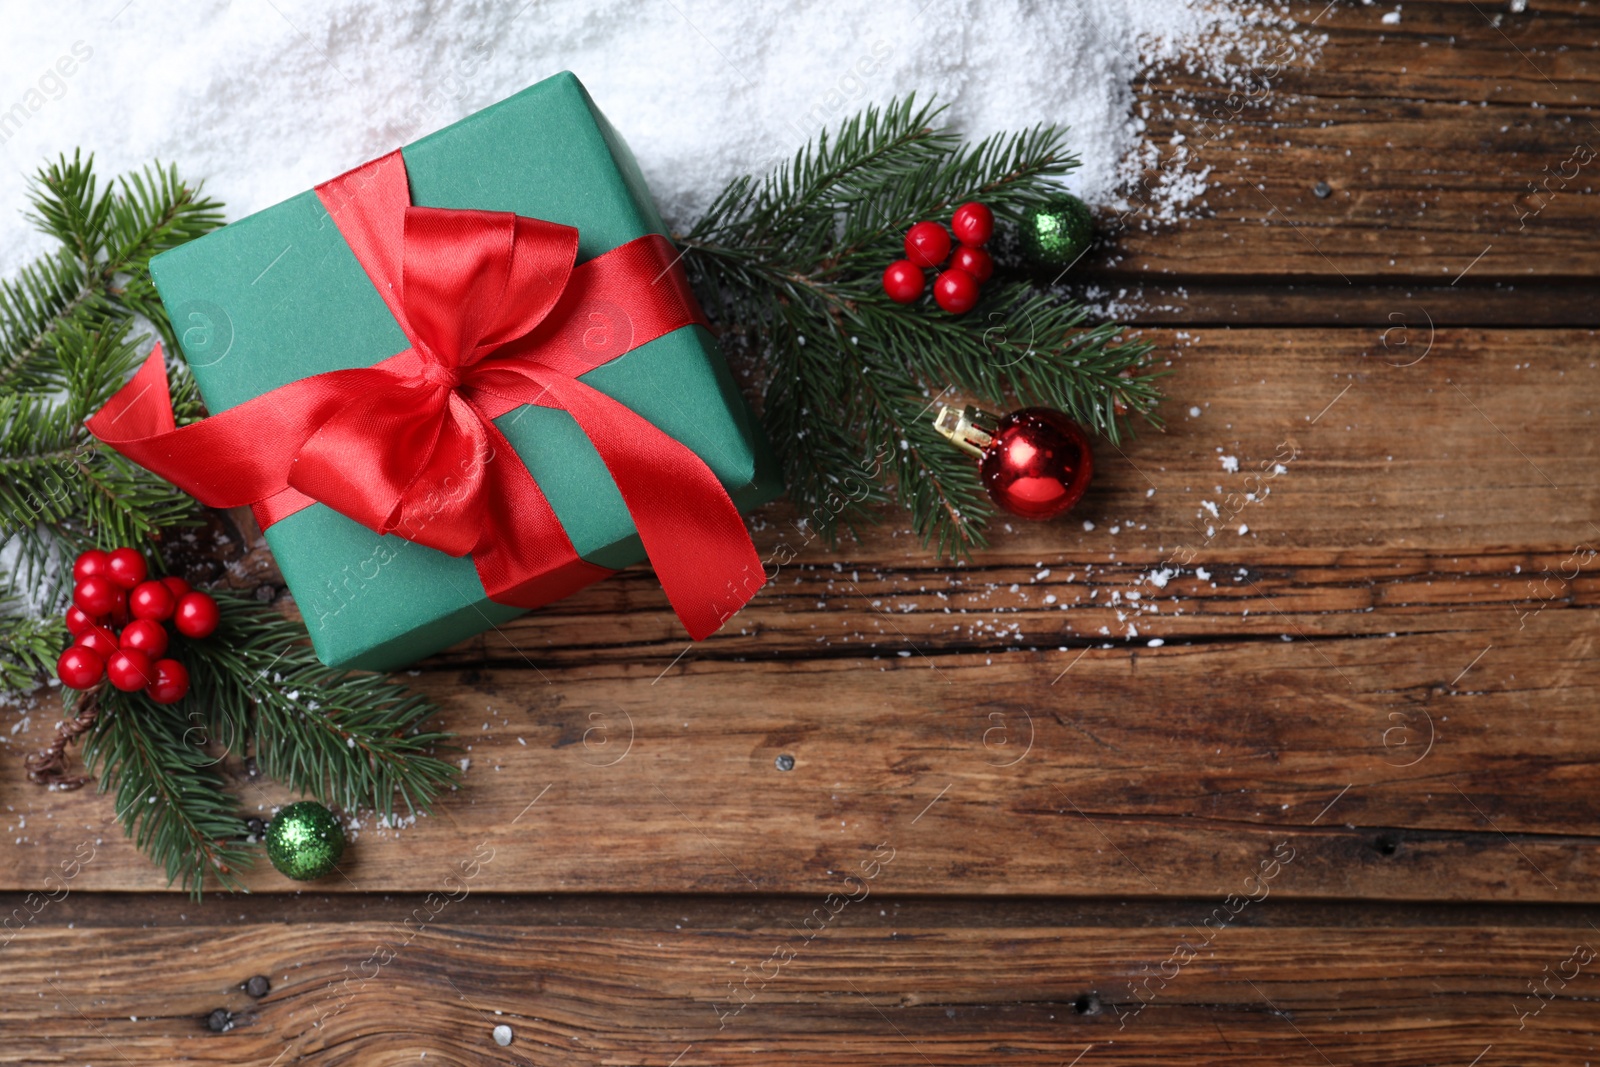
xmin=174 ymin=591 xmax=220 ymax=638
xmin=106 ymin=547 xmax=149 ymax=590
xmin=979 ymin=407 xmax=1094 ymax=520
xmin=120 ymin=618 xmax=170 ymax=659
xmin=951 ymin=201 xmax=995 ymax=247
xmin=106 ymin=648 xmax=156 ymax=692
xmin=146 ymin=659 xmax=190 ymax=705
xmin=64 ymin=604 xmax=99 ymax=637
xmin=74 ymin=575 xmax=118 ymax=616
xmin=76 ymin=625 xmax=120 ymax=662
xmin=904 ymin=220 xmax=952 ymax=269
xmin=933 ymin=268 xmax=980 ymax=314
xmin=57 ymin=646 xmax=105 ymax=689
xmin=161 ymin=575 xmax=192 ymax=599
xmin=950 ymin=244 xmax=994 ymax=284
xmin=73 ymin=549 xmax=111 ymax=584
xmin=882 ymin=259 xmax=926 ymax=304
xmin=129 ymin=580 xmax=176 ymax=622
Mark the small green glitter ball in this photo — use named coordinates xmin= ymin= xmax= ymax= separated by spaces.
xmin=265 ymin=801 xmax=346 ymax=881
xmin=1019 ymin=193 xmax=1095 ymax=269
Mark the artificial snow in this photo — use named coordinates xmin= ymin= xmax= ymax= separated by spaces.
xmin=1 ymin=0 xmax=1314 ymax=277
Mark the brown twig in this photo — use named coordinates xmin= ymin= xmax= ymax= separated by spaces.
xmin=26 ymin=690 xmax=102 ymax=789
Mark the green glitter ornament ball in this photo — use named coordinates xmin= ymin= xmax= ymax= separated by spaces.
xmin=1019 ymin=193 xmax=1095 ymax=270
xmin=265 ymin=801 xmax=346 ymax=881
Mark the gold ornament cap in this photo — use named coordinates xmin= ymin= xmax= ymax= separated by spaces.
xmin=932 ymin=404 xmax=998 ymax=459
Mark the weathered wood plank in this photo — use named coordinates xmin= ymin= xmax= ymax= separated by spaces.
xmin=4 ymin=607 xmax=1598 ymax=899
xmin=96 ymin=323 xmax=1600 ymax=658
xmin=2 ymin=918 xmax=1595 ymax=1065
xmin=1056 ymin=280 xmax=1600 ymax=328
xmin=1075 ymin=0 xmax=1600 ymax=284
xmin=399 ymin=323 xmax=1600 ymax=664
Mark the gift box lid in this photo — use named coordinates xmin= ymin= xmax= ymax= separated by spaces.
xmin=150 ymin=72 xmax=781 ymax=670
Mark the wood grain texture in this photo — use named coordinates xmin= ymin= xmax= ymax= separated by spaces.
xmin=3 ymin=917 xmax=1596 ymax=1065
xmin=1054 ymin=280 xmax=1600 ymax=327
xmin=12 ymin=632 xmax=1599 ymax=900
xmin=4 ymin=327 xmax=1596 ymax=898
xmin=1084 ymin=0 xmax=1600 ymax=282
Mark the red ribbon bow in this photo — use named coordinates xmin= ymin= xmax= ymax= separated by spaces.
xmin=88 ymin=150 xmax=764 ymax=640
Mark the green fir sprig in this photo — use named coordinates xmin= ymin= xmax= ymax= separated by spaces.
xmin=0 ymin=608 xmax=67 ymax=695
xmin=0 ymin=153 xmax=456 ymax=896
xmin=78 ymin=593 xmax=456 ymax=896
xmin=0 ymin=152 xmax=216 ymax=598
xmin=681 ymin=98 xmax=1160 ymax=556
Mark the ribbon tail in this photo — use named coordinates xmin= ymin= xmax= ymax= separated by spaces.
xmin=466 ymin=416 xmax=612 ymax=610
xmin=508 ymin=372 xmax=765 ymax=640
xmin=88 ymin=347 xmax=176 ymax=438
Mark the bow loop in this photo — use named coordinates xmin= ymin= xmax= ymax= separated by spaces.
xmin=399 ymin=206 xmax=578 ymax=375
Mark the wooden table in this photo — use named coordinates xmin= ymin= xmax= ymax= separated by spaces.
xmin=4 ymin=3 xmax=1598 ymax=1062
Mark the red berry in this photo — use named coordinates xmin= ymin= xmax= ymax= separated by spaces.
xmin=951 ymin=202 xmax=995 ymax=247
xmin=57 ymin=646 xmax=105 ymax=689
xmin=129 ymin=580 xmax=176 ymax=622
xmin=106 ymin=648 xmax=156 ymax=692
xmin=76 ymin=625 xmax=120 ymax=662
xmin=74 ymin=575 xmax=118 ymax=616
xmin=174 ymin=591 xmax=220 ymax=639
xmin=106 ymin=586 xmax=130 ymax=627
xmin=120 ymin=618 xmax=170 ymax=659
xmin=933 ymin=268 xmax=981 ymax=314
xmin=145 ymin=659 xmax=190 ymax=705
xmin=951 ymin=245 xmax=994 ymax=284
xmin=881 ymin=259 xmax=926 ymax=304
xmin=904 ymin=221 xmax=952 ymax=269
xmin=73 ymin=549 xmax=111 ymax=584
xmin=106 ymin=547 xmax=148 ymax=590
xmin=64 ymin=604 xmax=99 ymax=637
xmin=161 ymin=575 xmax=191 ymax=599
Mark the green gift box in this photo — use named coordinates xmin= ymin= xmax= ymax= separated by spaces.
xmin=149 ymin=72 xmax=782 ymax=670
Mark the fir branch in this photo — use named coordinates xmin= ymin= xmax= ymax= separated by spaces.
xmin=103 ymin=161 xmax=227 ymax=272
xmin=0 ymin=386 xmax=197 ymax=600
xmin=875 ymin=372 xmax=992 ymax=558
xmin=79 ymin=689 xmax=253 ymax=897
xmin=0 ymin=249 xmax=97 ymax=394
xmin=0 ymin=156 xmax=220 ymax=606
xmin=683 ymin=97 xmax=1162 ymax=553
xmin=0 ymin=608 xmax=67 ymax=696
xmin=186 ymin=595 xmax=459 ymax=820
xmin=26 ymin=152 xmax=224 ymax=282
xmin=58 ymin=593 xmax=455 ymax=896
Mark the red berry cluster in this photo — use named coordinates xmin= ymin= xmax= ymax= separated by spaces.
xmin=881 ymin=202 xmax=996 ymax=315
xmin=57 ymin=547 xmax=220 ymax=704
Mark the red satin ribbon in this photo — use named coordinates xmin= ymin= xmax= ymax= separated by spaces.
xmin=88 ymin=149 xmax=765 ymax=640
